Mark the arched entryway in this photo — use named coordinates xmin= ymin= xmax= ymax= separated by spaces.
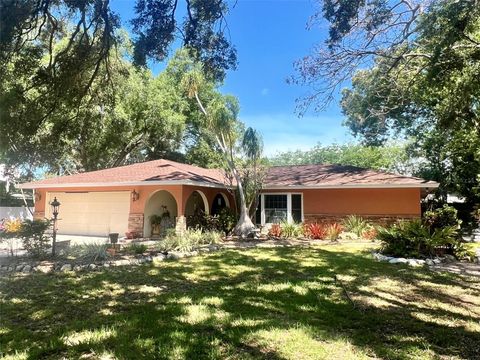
xmin=185 ymin=190 xmax=209 ymax=229
xmin=211 ymin=193 xmax=230 ymax=215
xmin=185 ymin=190 xmax=209 ymax=217
xmin=144 ymin=190 xmax=178 ymax=237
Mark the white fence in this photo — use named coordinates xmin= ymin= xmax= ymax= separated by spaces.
xmin=0 ymin=206 xmax=33 ymax=221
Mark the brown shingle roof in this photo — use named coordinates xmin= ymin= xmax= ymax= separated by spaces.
xmin=19 ymin=160 xmax=438 ymax=189
xmin=264 ymin=164 xmax=438 ymax=188
xmin=19 ymin=159 xmax=228 ymax=189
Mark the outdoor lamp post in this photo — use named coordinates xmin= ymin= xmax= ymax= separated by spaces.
xmin=50 ymin=197 xmax=60 ymax=256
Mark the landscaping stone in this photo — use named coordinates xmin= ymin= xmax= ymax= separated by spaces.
xmin=432 ymin=258 xmax=442 ymax=265
xmin=22 ymin=265 xmax=32 ymax=273
xmin=153 ymin=254 xmax=166 ymax=261
xmin=167 ymin=252 xmax=183 ymax=260
xmin=425 ymin=259 xmax=434 ymax=266
xmin=88 ymin=264 xmax=96 ymax=270
xmin=73 ymin=265 xmax=82 ymax=271
xmin=389 ymin=258 xmax=408 ymax=264
xmin=15 ymin=264 xmax=24 ymax=272
xmin=36 ymin=264 xmax=54 ymax=273
xmin=60 ymin=264 xmax=72 ymax=272
xmin=407 ymin=259 xmax=422 ymax=267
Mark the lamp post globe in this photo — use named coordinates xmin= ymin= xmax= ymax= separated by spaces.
xmin=50 ymin=197 xmax=60 ymax=256
xmin=51 ymin=197 xmax=60 ymax=217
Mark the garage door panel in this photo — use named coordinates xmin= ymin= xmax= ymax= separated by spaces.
xmin=46 ymin=191 xmax=130 ymax=236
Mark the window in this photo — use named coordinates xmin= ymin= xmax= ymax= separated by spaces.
xmin=292 ymin=194 xmax=302 ymax=223
xmin=260 ymin=193 xmax=303 ymax=225
xmin=264 ymin=194 xmax=287 ymax=223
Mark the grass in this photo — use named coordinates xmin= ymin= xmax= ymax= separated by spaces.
xmin=1 ymin=242 xmax=479 ymax=359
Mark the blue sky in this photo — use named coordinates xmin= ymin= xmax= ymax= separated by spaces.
xmin=111 ymin=0 xmax=354 ymax=156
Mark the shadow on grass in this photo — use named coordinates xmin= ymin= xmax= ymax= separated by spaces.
xmin=1 ymin=246 xmax=479 ymax=359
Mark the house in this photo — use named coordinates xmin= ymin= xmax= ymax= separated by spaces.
xmin=18 ymin=159 xmax=438 ymax=237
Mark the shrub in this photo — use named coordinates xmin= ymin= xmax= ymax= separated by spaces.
xmin=325 ymin=223 xmax=342 ymax=241
xmin=160 ymin=229 xmax=223 ymax=252
xmin=187 ymin=208 xmax=237 ymax=235
xmin=218 ymin=207 xmax=236 ymax=234
xmin=280 ymin=222 xmax=304 ymax=238
xmin=1 ymin=218 xmax=22 ymax=237
xmin=64 ymin=243 xmax=110 ymax=262
xmin=268 ymin=224 xmax=282 ymax=238
xmin=342 ymin=215 xmax=370 ymax=237
xmin=362 ymin=227 xmax=379 ymax=240
xmin=424 ymin=204 xmax=461 ymax=230
xmin=124 ymin=243 xmax=148 ymax=254
xmin=304 ymin=223 xmax=326 ymax=239
xmin=378 ymin=219 xmax=462 ymax=258
xmin=19 ymin=219 xmax=51 ymax=257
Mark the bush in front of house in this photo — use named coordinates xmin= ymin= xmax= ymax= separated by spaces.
xmin=19 ymin=219 xmax=51 ymax=257
xmin=124 ymin=243 xmax=148 ymax=255
xmin=63 ymin=243 xmax=111 ymax=262
xmin=342 ymin=215 xmax=371 ymax=237
xmin=187 ymin=208 xmax=237 ymax=235
xmin=378 ymin=219 xmax=464 ymax=258
xmin=280 ymin=221 xmax=304 ymax=238
xmin=267 ymin=224 xmax=282 ymax=238
xmin=303 ymin=223 xmax=326 ymax=239
xmin=160 ymin=229 xmax=223 ymax=253
xmin=325 ymin=223 xmax=343 ymax=241
xmin=424 ymin=204 xmax=462 ymax=230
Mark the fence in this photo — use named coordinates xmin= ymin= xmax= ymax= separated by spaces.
xmin=0 ymin=206 xmax=33 ymax=221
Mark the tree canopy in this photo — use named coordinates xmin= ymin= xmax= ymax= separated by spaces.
xmin=269 ymin=143 xmax=414 ymax=175
xmin=294 ymin=0 xmax=480 ymax=208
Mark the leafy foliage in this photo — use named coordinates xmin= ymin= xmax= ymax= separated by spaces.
xmin=378 ymin=220 xmax=463 ymax=258
xmin=424 ymin=205 xmax=462 ymax=230
xmin=303 ymin=223 xmax=327 ymax=240
xmin=160 ymin=229 xmax=223 ymax=253
xmin=18 ymin=219 xmax=51 ymax=257
xmin=267 ymin=224 xmax=282 ymax=238
xmin=280 ymin=222 xmax=304 ymax=239
xmin=269 ymin=142 xmax=413 ymax=174
xmin=342 ymin=215 xmax=370 ymax=237
xmin=0 ymin=218 xmax=22 ymax=239
xmin=124 ymin=243 xmax=148 ymax=255
xmin=63 ymin=243 xmax=111 ymax=262
xmin=325 ymin=223 xmax=343 ymax=241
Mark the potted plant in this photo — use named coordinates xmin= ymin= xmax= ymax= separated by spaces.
xmin=150 ymin=215 xmax=163 ymax=236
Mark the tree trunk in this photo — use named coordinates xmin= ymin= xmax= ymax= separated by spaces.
xmin=231 ymin=166 xmax=256 ymax=237
xmin=233 ymin=203 xmax=255 ymax=238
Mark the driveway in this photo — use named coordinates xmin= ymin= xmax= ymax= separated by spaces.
xmin=0 ymin=234 xmax=111 ymax=263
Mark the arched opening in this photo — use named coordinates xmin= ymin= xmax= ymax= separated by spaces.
xmin=211 ymin=193 xmax=230 ymax=215
xmin=143 ymin=190 xmax=178 ymax=238
xmin=185 ymin=190 xmax=209 ymax=229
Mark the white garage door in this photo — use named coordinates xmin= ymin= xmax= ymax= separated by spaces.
xmin=46 ymin=191 xmax=130 ymax=236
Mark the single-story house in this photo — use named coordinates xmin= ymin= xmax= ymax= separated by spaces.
xmin=18 ymin=159 xmax=438 ymax=237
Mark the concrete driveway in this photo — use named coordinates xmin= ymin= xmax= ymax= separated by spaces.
xmin=0 ymin=234 xmax=112 ymax=262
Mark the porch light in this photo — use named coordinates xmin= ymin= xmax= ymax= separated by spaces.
xmin=131 ymin=190 xmax=140 ymax=202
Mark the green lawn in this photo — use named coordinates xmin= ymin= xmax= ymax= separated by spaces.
xmin=1 ymin=243 xmax=479 ymax=360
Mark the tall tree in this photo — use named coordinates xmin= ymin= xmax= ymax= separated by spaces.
xmin=178 ymin=55 xmax=264 ymax=236
xmin=269 ymin=143 xmax=414 ymax=175
xmin=292 ymin=0 xmax=480 ymax=209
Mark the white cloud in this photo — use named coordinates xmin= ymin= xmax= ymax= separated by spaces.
xmin=260 ymin=88 xmax=269 ymax=96
xmin=241 ymin=113 xmax=354 ymax=156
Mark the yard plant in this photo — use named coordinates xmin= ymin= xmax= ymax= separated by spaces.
xmin=1 ymin=243 xmax=479 ymax=359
